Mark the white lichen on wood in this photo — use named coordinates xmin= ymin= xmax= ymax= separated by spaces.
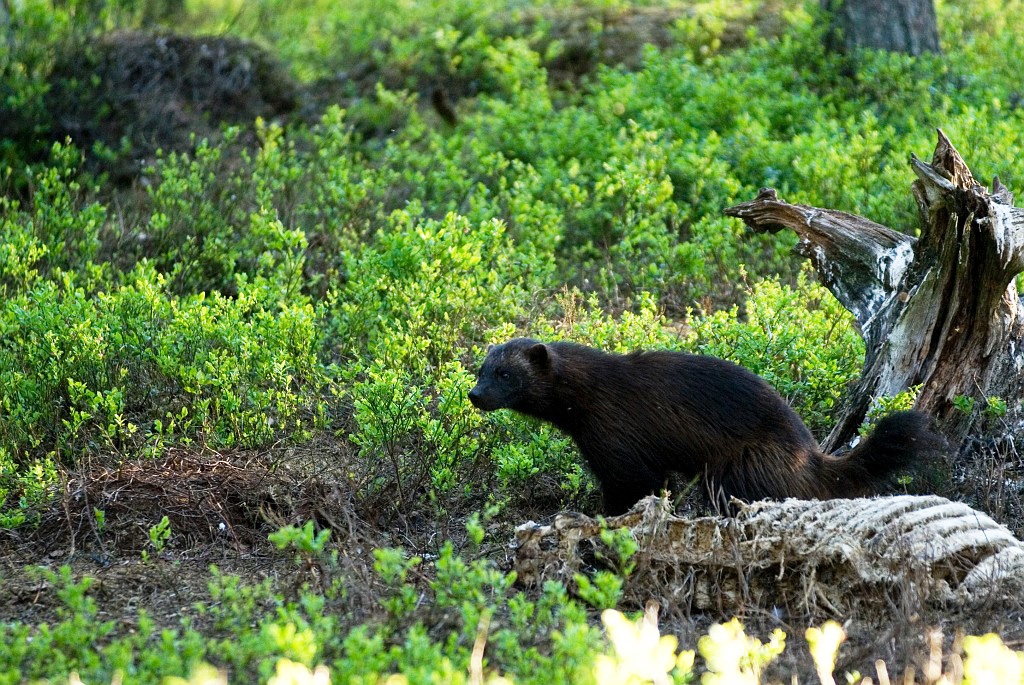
xmin=515 ymin=495 xmax=1024 ymax=614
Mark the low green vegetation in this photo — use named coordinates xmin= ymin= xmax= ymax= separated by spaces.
xmin=4 ymin=541 xmax=1024 ymax=683
xmin=2 ymin=0 xmax=1024 ymax=680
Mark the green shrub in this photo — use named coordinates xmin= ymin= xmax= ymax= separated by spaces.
xmin=0 ymin=262 xmax=326 ymax=477
xmin=331 ymin=208 xmax=537 ymax=372
xmin=2 ymin=0 xmax=1024 ymax=678
xmin=7 ymin=538 xmax=1024 ymax=684
xmin=0 ymin=143 xmax=105 ymax=297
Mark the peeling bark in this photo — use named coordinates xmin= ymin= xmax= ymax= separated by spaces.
xmin=725 ymin=131 xmax=1024 ymax=452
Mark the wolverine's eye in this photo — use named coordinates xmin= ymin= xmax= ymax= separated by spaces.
xmin=498 ymin=370 xmax=511 ymax=380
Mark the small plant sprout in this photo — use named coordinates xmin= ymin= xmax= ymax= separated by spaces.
xmin=269 ymin=521 xmax=338 ymax=588
xmin=953 ymin=395 xmax=976 ymax=415
xmin=575 ymin=523 xmax=638 ymax=610
xmin=806 ymin=621 xmax=846 ymax=685
xmin=269 ymin=520 xmax=332 ymax=557
xmin=267 ymin=659 xmax=332 ymax=685
xmin=699 ymin=618 xmax=785 ymax=684
xmin=466 ymin=510 xmax=486 ymax=547
xmin=92 ymin=508 xmax=106 ymax=535
xmin=595 ymin=601 xmax=694 ymax=685
xmin=984 ymin=395 xmax=1008 ymax=419
xmin=598 ymin=525 xmax=639 ymax=576
xmin=574 ymin=571 xmax=624 ymax=611
xmin=142 ymin=515 xmax=171 ymax=561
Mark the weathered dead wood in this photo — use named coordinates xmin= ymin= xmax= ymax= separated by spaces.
xmin=515 ymin=495 xmax=1024 ymax=615
xmin=725 ymin=130 xmax=1024 ymax=452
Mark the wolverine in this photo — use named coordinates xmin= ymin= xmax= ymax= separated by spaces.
xmin=469 ymin=338 xmax=945 ymax=515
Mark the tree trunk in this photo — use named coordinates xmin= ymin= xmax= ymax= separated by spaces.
xmin=1 ymin=0 xmax=11 ymax=46
xmin=724 ymin=130 xmax=1024 ymax=454
xmin=822 ymin=0 xmax=941 ymax=55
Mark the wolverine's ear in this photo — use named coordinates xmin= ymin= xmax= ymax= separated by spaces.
xmin=526 ymin=343 xmax=550 ymax=368
xmin=485 ymin=344 xmax=494 ymax=353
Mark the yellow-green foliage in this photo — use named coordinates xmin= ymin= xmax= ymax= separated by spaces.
xmin=3 ymin=0 xmax=1023 ymax=528
xmin=594 ymin=608 xmax=695 ymax=684
xmin=2 ymin=0 xmax=1024 ymax=678
xmin=61 ymin=615 xmax=1024 ymax=684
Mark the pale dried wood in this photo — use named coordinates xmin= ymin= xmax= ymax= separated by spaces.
xmin=515 ymin=495 xmax=1024 ymax=613
xmin=724 ymin=131 xmax=1024 ymax=452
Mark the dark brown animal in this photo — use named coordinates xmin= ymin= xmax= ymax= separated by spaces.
xmin=468 ymin=338 xmax=945 ymax=515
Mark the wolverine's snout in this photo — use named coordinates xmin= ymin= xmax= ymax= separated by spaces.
xmin=468 ymin=384 xmax=502 ymax=411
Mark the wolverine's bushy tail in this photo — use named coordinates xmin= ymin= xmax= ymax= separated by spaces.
xmin=827 ymin=411 xmax=947 ymax=496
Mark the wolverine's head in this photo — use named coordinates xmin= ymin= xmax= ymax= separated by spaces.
xmin=468 ymin=338 xmax=552 ymax=413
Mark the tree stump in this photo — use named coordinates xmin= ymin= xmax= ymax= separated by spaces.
xmin=724 ymin=130 xmax=1024 ymax=454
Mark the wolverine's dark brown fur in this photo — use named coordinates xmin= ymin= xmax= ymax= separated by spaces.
xmin=468 ymin=338 xmax=946 ymax=515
